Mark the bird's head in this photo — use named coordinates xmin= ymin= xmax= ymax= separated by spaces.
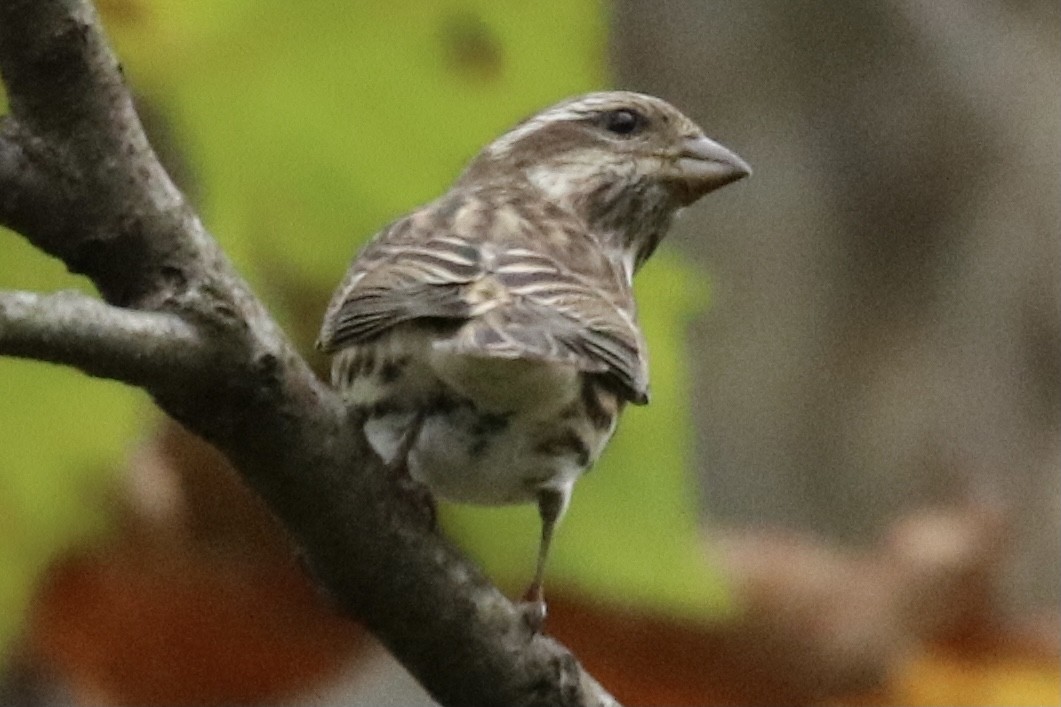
xmin=458 ymin=91 xmax=751 ymax=272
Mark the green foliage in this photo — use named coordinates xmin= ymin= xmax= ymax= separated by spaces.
xmin=0 ymin=234 xmax=146 ymax=651
xmin=107 ymin=0 xmax=609 ymax=287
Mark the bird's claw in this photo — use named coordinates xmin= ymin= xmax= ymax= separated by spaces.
xmin=520 ymin=581 xmax=548 ymax=634
xmin=519 ymin=598 xmax=548 ymax=634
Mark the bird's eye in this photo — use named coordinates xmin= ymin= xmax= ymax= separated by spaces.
xmin=601 ymin=109 xmax=646 ymax=136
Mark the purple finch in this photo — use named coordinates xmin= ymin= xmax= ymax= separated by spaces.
xmin=318 ymin=91 xmax=749 ymax=626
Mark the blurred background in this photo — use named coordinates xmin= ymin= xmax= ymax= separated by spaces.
xmin=1 ymin=1 xmax=1058 ymax=705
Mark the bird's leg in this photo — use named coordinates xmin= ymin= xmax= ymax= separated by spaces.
xmin=521 ymin=487 xmax=566 ymax=633
xmin=390 ymin=410 xmax=424 ymax=472
xmin=388 ymin=411 xmax=436 ymax=528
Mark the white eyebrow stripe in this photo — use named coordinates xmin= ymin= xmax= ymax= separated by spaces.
xmin=486 ymin=111 xmax=584 ymax=156
xmin=485 ymin=92 xmax=667 ymax=157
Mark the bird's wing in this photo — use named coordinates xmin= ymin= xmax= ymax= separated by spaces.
xmin=317 ymin=227 xmax=479 ymax=347
xmin=433 ymin=245 xmax=649 ymax=404
xmin=317 ymin=193 xmax=649 ymax=404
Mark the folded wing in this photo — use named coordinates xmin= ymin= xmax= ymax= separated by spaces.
xmin=317 ymin=193 xmax=649 ymax=404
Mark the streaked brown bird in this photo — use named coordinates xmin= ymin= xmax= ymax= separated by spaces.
xmin=318 ymin=91 xmax=749 ymax=627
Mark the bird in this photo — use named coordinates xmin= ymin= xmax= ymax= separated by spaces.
xmin=317 ymin=90 xmax=749 ymax=628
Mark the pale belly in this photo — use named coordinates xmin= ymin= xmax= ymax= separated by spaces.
xmin=412 ymin=410 xmax=587 ymax=505
xmin=362 ymin=385 xmax=613 ymax=507
xmin=335 ymin=329 xmax=621 ymax=508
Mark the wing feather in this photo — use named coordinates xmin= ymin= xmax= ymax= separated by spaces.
xmin=317 ymin=190 xmax=649 ymax=403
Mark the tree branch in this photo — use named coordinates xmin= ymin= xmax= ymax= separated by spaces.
xmin=0 ymin=1 xmax=620 ymax=705
xmin=0 ymin=289 xmax=206 ymax=387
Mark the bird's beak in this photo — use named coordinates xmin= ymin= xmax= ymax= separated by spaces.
xmin=670 ymin=135 xmax=751 ymax=204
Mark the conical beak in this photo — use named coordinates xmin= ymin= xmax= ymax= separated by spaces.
xmin=671 ymin=135 xmax=751 ymax=204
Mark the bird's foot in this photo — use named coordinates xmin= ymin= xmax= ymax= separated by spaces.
xmin=519 ymin=584 xmax=548 ymax=634
xmin=519 ymin=600 xmax=548 ymax=634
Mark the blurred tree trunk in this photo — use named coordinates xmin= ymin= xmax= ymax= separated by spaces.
xmin=613 ymin=0 xmax=1059 ymax=613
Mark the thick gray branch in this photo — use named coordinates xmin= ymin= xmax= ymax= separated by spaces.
xmin=0 ymin=1 xmax=619 ymax=705
xmin=0 ymin=290 xmax=206 ymax=387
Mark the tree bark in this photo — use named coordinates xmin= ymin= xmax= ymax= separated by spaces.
xmin=0 ymin=1 xmax=618 ymax=705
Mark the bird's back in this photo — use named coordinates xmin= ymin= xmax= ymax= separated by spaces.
xmin=320 ymin=184 xmax=649 ymax=401
xmin=320 ymin=184 xmax=635 ymax=504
